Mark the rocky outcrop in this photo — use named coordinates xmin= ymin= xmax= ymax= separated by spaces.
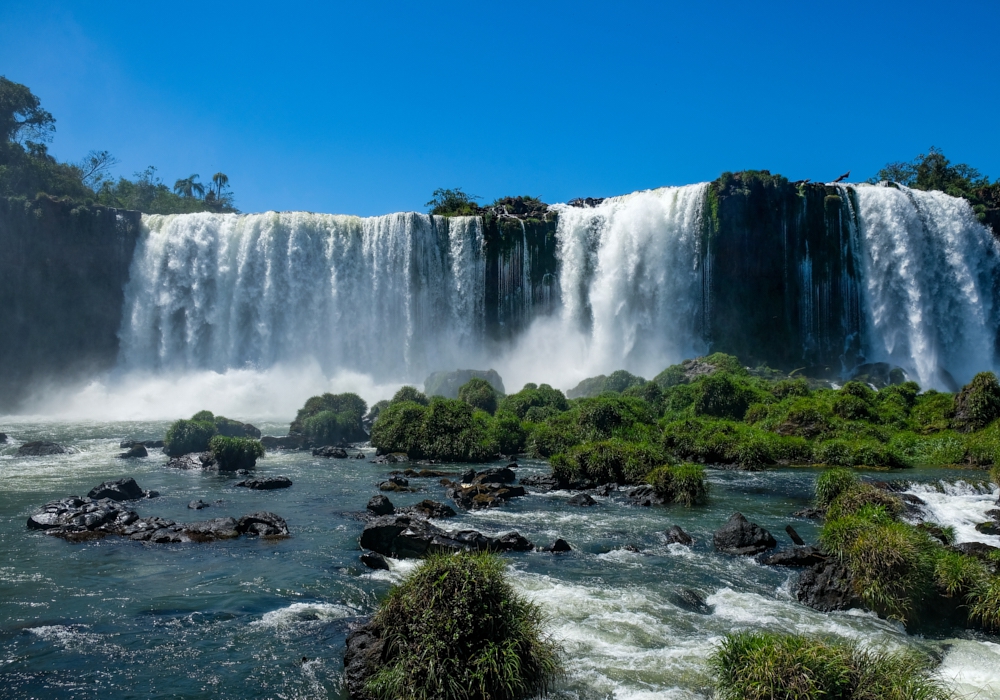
xmin=366 ymin=495 xmax=394 ymax=516
xmin=446 ymin=482 xmax=525 ymax=510
xmin=235 ymin=476 xmax=293 ymax=490
xmin=568 ymin=493 xmax=597 ymax=507
xmin=762 ymin=546 xmax=826 ymax=567
xmin=313 ymin=446 xmax=348 ymax=458
xmin=665 ymin=525 xmax=693 ymax=545
xmin=17 ymin=441 xmax=67 ymax=456
xmin=796 ymin=559 xmax=860 ymax=612
xmin=359 ymin=514 xmax=532 ymax=559
xmin=539 ymin=538 xmax=571 ymax=553
xmin=423 ymin=369 xmax=505 ymax=399
xmin=397 ymin=500 xmax=457 ymax=519
xmin=344 ymin=621 xmax=384 ymax=700
xmin=87 ymin=477 xmax=155 ymax=501
xmin=166 ymin=452 xmax=218 ymax=470
xmin=118 ymin=444 xmax=148 ymax=459
xmin=713 ymin=512 xmax=777 ymax=555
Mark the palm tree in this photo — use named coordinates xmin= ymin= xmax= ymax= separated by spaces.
xmin=211 ymin=172 xmax=229 ymax=198
xmin=173 ymin=174 xmax=205 ymax=198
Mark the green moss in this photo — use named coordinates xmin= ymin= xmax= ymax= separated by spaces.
xmin=208 ymin=435 xmax=264 ymax=471
xmin=365 ymin=552 xmax=561 ymax=700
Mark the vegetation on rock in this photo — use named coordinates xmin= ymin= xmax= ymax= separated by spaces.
xmin=364 ymin=552 xmax=561 ymax=700
xmin=209 ymin=435 xmax=265 ymax=471
xmin=290 ymin=392 xmax=368 ymax=444
xmin=458 ymin=377 xmax=500 ymax=415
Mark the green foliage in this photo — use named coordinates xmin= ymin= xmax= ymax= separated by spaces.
xmin=813 ymin=438 xmax=910 ymax=469
xmin=815 ymin=468 xmax=859 ymax=508
xmin=621 ymin=381 xmax=664 ymax=413
xmin=489 ymin=410 xmax=527 ymax=455
xmin=691 ymin=371 xmax=767 ymax=421
xmin=164 ymin=418 xmax=217 ymax=457
xmin=425 ymin=187 xmax=481 ymax=216
xmin=952 ymin=371 xmax=1000 ymax=432
xmin=498 ymin=383 xmax=568 ymax=420
xmin=576 ymin=395 xmax=657 ymax=440
xmin=370 ymin=400 xmax=428 ymax=456
xmin=567 ymin=370 xmax=646 ymax=399
xmin=391 ymin=385 xmax=429 ymax=406
xmin=0 ymin=76 xmax=55 ymax=144
xmin=458 ymin=377 xmax=499 ymax=415
xmin=191 ymin=410 xmax=214 ymax=422
xmin=95 ymin=165 xmax=237 ymax=214
xmin=291 ymin=392 xmax=368 ymax=444
xmin=661 ymin=417 xmax=809 ymax=468
xmin=371 ymin=397 xmax=497 ymax=462
xmin=551 ymin=438 xmax=666 ymax=485
xmin=365 ymin=552 xmax=561 ymax=700
xmin=653 ymin=353 xmax=745 ymax=389
xmin=710 ymin=631 xmax=949 ymax=700
xmin=969 ymin=576 xmax=1000 ymax=631
xmin=526 ymin=420 xmax=580 ymax=458
xmin=208 ymin=435 xmax=264 ymax=471
xmin=646 ymin=464 xmax=707 ymax=506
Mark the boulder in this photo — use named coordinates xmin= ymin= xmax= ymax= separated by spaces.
xmin=189 ymin=500 xmax=210 ymax=510
xmin=951 ymin=541 xmax=1000 ymax=560
xmin=976 ymin=521 xmax=1000 ymax=536
xmin=120 ymin=439 xmax=164 ymax=449
xmin=166 ymin=452 xmax=217 ymax=470
xmin=671 ymin=588 xmax=713 ymax=615
xmin=594 ymin=483 xmax=617 ymax=497
xmin=236 ymin=512 xmax=289 ymax=537
xmin=366 ymin=495 xmax=395 ymax=516
xmin=796 ymin=559 xmax=860 ymax=612
xmin=181 ymin=517 xmax=241 ymax=542
xmin=360 ymin=552 xmax=390 ymax=571
xmin=665 ymin=525 xmax=693 ymax=545
xmin=118 ymin=444 xmax=148 ymax=459
xmin=371 ymin=453 xmax=408 ymax=464
xmin=713 ymin=512 xmax=777 ymax=555
xmin=567 ymin=493 xmax=597 ymax=507
xmin=313 ymin=446 xmax=348 ymax=458
xmin=423 ymin=369 xmax=505 ymax=399
xmin=791 ymin=507 xmax=823 ymax=519
xmin=344 ymin=622 xmax=384 ymax=700
xmin=518 ymin=474 xmax=596 ymax=491
xmin=235 ymin=476 xmax=293 ymax=490
xmin=398 ymin=499 xmax=457 ymax=519
xmin=762 ymin=546 xmax=826 ymax=567
xmin=540 ymin=538 xmax=571 ymax=553
xmin=87 ymin=478 xmax=146 ymax=501
xmin=496 ymin=531 xmax=534 ymax=551
xmin=359 ymin=514 xmax=532 ymax=559
xmin=625 ymin=485 xmax=667 ymax=507
xmin=17 ymin=441 xmax=67 ymax=457
xmin=470 ymin=467 xmax=516 ymax=485
xmin=261 ymin=435 xmax=310 ymax=451
xmin=447 ymin=482 xmax=526 ymax=510
xmin=0 ymin=433 xmax=8 ymax=443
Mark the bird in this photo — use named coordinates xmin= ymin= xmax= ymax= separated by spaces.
xmin=832 ymin=171 xmax=850 ymax=183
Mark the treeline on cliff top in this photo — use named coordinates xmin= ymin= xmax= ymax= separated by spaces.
xmin=0 ymin=76 xmax=237 ymax=214
xmin=4 ymin=76 xmax=997 ymax=219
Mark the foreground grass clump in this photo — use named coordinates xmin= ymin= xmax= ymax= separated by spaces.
xmin=290 ymin=392 xmax=368 ymax=444
xmin=710 ymin=631 xmax=950 ymax=700
xmin=646 ymin=463 xmax=707 ymax=505
xmin=208 ymin=435 xmax=265 ymax=470
xmin=365 ymin=552 xmax=561 ymax=700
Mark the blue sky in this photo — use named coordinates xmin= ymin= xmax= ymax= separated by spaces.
xmin=2 ymin=0 xmax=997 ymax=215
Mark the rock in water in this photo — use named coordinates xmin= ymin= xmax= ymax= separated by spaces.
xmin=360 ymin=552 xmax=390 ymax=570
xmin=344 ymin=622 xmax=384 ymax=700
xmin=118 ymin=444 xmax=148 ymax=459
xmin=541 ymin=538 xmax=571 ymax=553
xmin=366 ymin=495 xmax=395 ymax=516
xmin=785 ymin=524 xmax=805 ymax=545
xmin=17 ymin=441 xmax=67 ymax=456
xmin=665 ymin=525 xmax=693 ymax=545
xmin=166 ymin=452 xmax=217 ymax=469
xmin=235 ymin=476 xmax=293 ymax=490
xmin=0 ymin=433 xmax=8 ymax=443
xmin=762 ymin=546 xmax=826 ymax=567
xmin=796 ymin=559 xmax=860 ymax=612
xmin=87 ymin=478 xmax=145 ymax=501
xmin=236 ymin=512 xmax=290 ymax=537
xmin=672 ymin=588 xmax=713 ymax=615
xmin=188 ymin=500 xmax=209 ymax=510
xmin=568 ymin=493 xmax=597 ymax=507
xmin=358 ymin=514 xmax=533 ymax=559
xmin=313 ymin=446 xmax=348 ymax=458
xmin=397 ymin=499 xmax=457 ymax=519
xmin=713 ymin=512 xmax=777 ymax=555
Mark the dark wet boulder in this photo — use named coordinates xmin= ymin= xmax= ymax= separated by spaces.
xmin=235 ymin=476 xmax=293 ymax=490
xmin=366 ymin=494 xmax=395 ymax=516
xmin=497 ymin=531 xmax=534 ymax=551
xmin=358 ymin=514 xmax=529 ymax=559
xmin=166 ymin=452 xmax=217 ymax=470
xmin=18 ymin=441 xmax=67 ymax=457
xmin=713 ymin=512 xmax=777 ymax=555
xmin=313 ymin=445 xmax=348 ymax=458
xmin=763 ymin=546 xmax=826 ymax=567
xmin=518 ymin=474 xmax=562 ymax=490
xmin=120 ymin=439 xmax=164 ymax=449
xmin=27 ymin=496 xmax=134 ymax=534
xmin=0 ymin=433 xmax=7 ymax=443
xmin=796 ymin=559 xmax=860 ymax=612
xmin=625 ymin=485 xmax=667 ymax=507
xmin=261 ymin=435 xmax=310 ymax=451
xmin=447 ymin=482 xmax=526 ymax=510
xmin=460 ymin=469 xmax=476 ymax=483
xmin=87 ymin=477 xmax=146 ymax=501
xmin=344 ymin=621 xmax=383 ymax=700
xmin=792 ymin=507 xmax=823 ymax=519
xmin=371 ymin=453 xmax=407 ymax=464
xmin=671 ymin=588 xmax=713 ymax=615
xmin=568 ymin=493 xmax=597 ymax=507
xmin=182 ymin=517 xmax=241 ymax=542
xmin=665 ymin=525 xmax=693 ymax=545
xmin=188 ymin=499 xmax=209 ymax=510
xmin=378 ymin=475 xmax=413 ymax=492
xmin=236 ymin=512 xmax=290 ymax=537
xmin=118 ymin=444 xmax=148 ymax=459
xmin=594 ymin=483 xmax=617 ymax=497
xmin=360 ymin=552 xmax=390 ymax=571
xmin=398 ymin=499 xmax=456 ymax=519
xmin=951 ymin=541 xmax=1000 ymax=560
xmin=540 ymin=538 xmax=572 ymax=553
xmin=470 ymin=467 xmax=516 ymax=485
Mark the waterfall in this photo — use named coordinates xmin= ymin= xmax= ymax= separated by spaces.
xmin=549 ymin=185 xmax=710 ymax=379
xmin=120 ymin=211 xmax=485 ymax=382
xmin=853 ymin=183 xmax=1000 ymax=388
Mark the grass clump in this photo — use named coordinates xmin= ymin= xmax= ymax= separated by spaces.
xmin=164 ymin=416 xmax=218 ymax=456
xmin=365 ymin=552 xmax=561 ymax=700
xmin=710 ymin=631 xmax=950 ymax=700
xmin=208 ymin=435 xmax=265 ymax=471
xmin=952 ymin=371 xmax=1000 ymax=432
xmin=646 ymin=464 xmax=708 ymax=506
xmin=550 ymin=438 xmax=666 ymax=485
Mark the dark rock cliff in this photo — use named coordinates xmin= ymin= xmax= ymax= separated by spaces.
xmin=0 ymin=196 xmax=140 ymax=410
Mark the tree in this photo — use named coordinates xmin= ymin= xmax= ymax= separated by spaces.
xmin=77 ymin=150 xmax=119 ymax=188
xmin=0 ymin=76 xmax=55 ymax=144
xmin=425 ymin=187 xmax=481 ymax=216
xmin=210 ymin=172 xmax=229 ymax=198
xmin=173 ymin=173 xmax=205 ymax=198
xmin=871 ymin=147 xmax=989 ymax=195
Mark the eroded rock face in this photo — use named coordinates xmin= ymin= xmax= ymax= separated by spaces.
xmin=17 ymin=441 xmax=67 ymax=456
xmin=446 ymin=482 xmax=526 ymax=510
xmin=235 ymin=476 xmax=293 ymax=490
xmin=166 ymin=452 xmax=217 ymax=470
xmin=87 ymin=477 xmax=147 ymax=501
xmin=359 ymin=514 xmax=531 ymax=559
xmin=344 ymin=622 xmax=383 ymax=700
xmin=796 ymin=559 xmax=860 ymax=612
xmin=665 ymin=525 xmax=693 ymax=545
xmin=713 ymin=512 xmax=777 ymax=555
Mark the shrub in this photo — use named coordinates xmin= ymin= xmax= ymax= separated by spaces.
xmin=953 ymin=371 xmax=1000 ymax=432
xmin=646 ymin=464 xmax=707 ymax=506
xmin=458 ymin=378 xmax=499 ymax=415
xmin=290 ymin=392 xmax=368 ymax=443
xmin=164 ymin=418 xmax=217 ymax=456
xmin=621 ymin=381 xmax=664 ymax=413
xmin=498 ymin=383 xmax=568 ymax=419
xmin=365 ymin=552 xmax=561 ymax=700
xmin=577 ymin=395 xmax=656 ymax=440
xmin=526 ymin=421 xmax=580 ymax=458
xmin=692 ymin=372 xmax=765 ymax=421
xmin=208 ymin=435 xmax=264 ymax=471
xmin=489 ymin=410 xmax=527 ymax=455
xmin=825 ymin=484 xmax=904 ymax=521
xmin=969 ymin=576 xmax=1000 ymax=631
xmin=370 ymin=400 xmax=428 ymax=456
xmin=420 ymin=398 xmax=497 ymax=462
xmin=910 ymin=391 xmax=954 ymax=433
xmin=391 ymin=385 xmax=429 ymax=406
xmin=770 ymin=378 xmax=811 ymax=399
xmin=815 ymin=468 xmax=859 ymax=508
xmin=551 ymin=439 xmax=666 ymax=485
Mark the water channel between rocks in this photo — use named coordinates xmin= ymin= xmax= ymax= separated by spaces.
xmin=2 ymin=421 xmax=999 ymax=699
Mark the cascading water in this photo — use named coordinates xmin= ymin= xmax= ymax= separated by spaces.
xmin=853 ymin=183 xmax=1000 ymax=388
xmin=120 ymin=211 xmax=485 ymax=382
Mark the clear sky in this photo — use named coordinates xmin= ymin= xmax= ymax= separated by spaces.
xmin=2 ymin=0 xmax=997 ymax=216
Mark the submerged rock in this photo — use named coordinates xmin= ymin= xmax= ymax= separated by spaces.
xmin=235 ymin=476 xmax=293 ymax=490
xmin=672 ymin=588 xmax=713 ymax=615
xmin=796 ymin=559 xmax=860 ymax=612
xmin=118 ymin=444 xmax=148 ymax=459
xmin=17 ymin=441 xmax=67 ymax=456
xmin=568 ymin=493 xmax=597 ymax=507
xmin=360 ymin=552 xmax=390 ymax=571
xmin=188 ymin=499 xmax=209 ymax=510
xmin=713 ymin=512 xmax=777 ymax=555
xmin=313 ymin=446 xmax=348 ymax=458
xmin=540 ymin=538 xmax=572 ymax=553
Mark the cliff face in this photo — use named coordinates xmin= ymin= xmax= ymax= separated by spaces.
xmin=0 ymin=196 xmax=140 ymax=410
